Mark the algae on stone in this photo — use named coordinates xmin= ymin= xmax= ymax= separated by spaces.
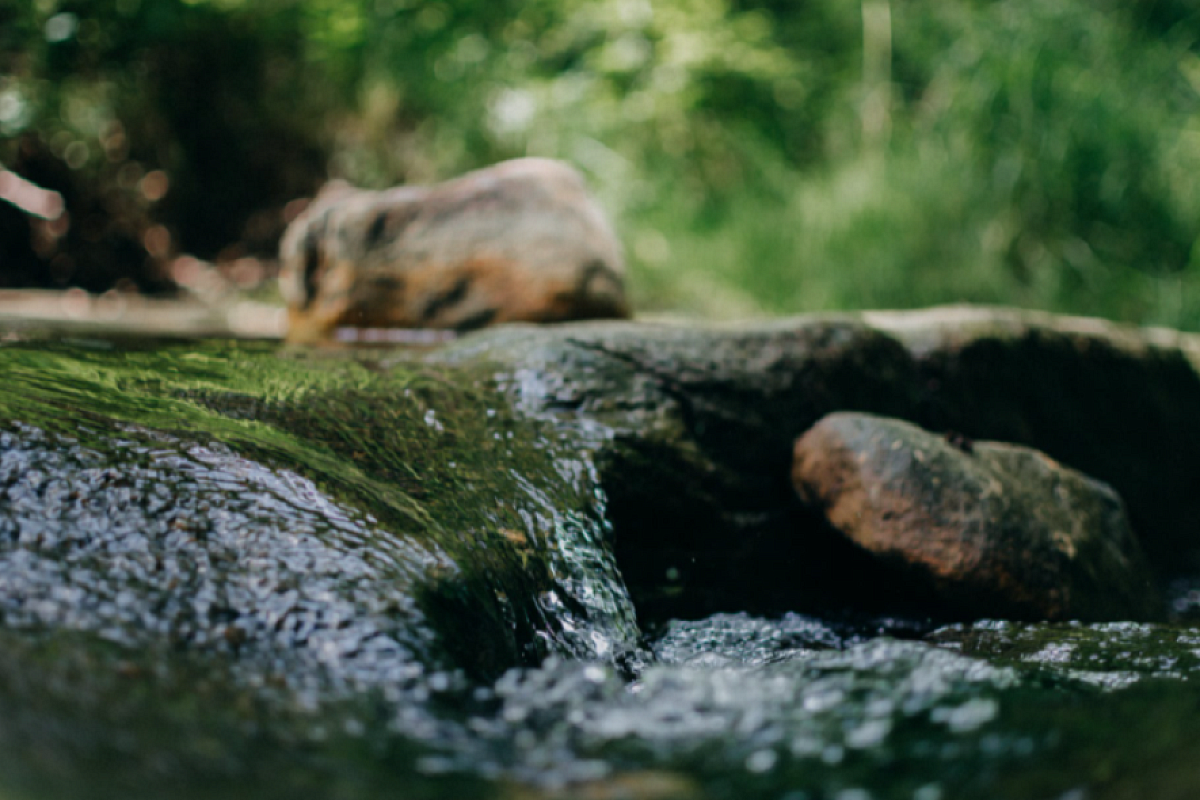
xmin=0 ymin=338 xmax=640 ymax=685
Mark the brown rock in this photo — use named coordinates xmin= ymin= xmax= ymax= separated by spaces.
xmin=868 ymin=305 xmax=1200 ymax=579
xmin=279 ymin=158 xmax=629 ymax=343
xmin=792 ymin=412 xmax=1161 ymax=621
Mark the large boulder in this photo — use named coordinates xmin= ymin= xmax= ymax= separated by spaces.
xmin=278 ymin=158 xmax=629 ymax=343
xmin=791 ymin=412 xmax=1160 ymax=621
xmin=434 ymin=308 xmax=1200 ymax=621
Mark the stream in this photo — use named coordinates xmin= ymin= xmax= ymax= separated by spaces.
xmin=3 ymin=327 xmax=1200 ymax=800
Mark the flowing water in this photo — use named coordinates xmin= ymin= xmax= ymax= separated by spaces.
xmin=1 ymin=338 xmax=1198 ymax=800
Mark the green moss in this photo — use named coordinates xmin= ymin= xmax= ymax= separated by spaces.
xmin=0 ymin=337 xmax=638 ymax=675
xmin=9 ymin=340 xmax=485 ymax=552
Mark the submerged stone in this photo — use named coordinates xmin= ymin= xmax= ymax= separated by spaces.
xmin=792 ymin=412 xmax=1160 ymax=622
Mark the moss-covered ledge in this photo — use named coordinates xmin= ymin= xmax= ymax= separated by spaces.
xmin=0 ymin=338 xmax=639 ymax=688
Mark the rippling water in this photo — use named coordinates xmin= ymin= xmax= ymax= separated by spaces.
xmin=2 ymin=338 xmax=1200 ymax=800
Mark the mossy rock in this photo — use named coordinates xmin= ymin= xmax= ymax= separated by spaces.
xmin=4 ymin=306 xmax=1200 ymax=798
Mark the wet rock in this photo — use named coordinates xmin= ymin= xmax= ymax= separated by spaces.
xmin=4 ymin=308 xmax=1200 ymax=798
xmin=279 ymin=158 xmax=629 ymax=343
xmin=0 ymin=340 xmax=641 ymax=695
xmin=792 ymin=412 xmax=1161 ymax=622
xmin=867 ymin=306 xmax=1200 ymax=576
xmin=5 ymin=307 xmax=1193 ymax=692
xmin=927 ymin=619 xmax=1200 ymax=687
xmin=436 ymin=307 xmax=1200 ymax=620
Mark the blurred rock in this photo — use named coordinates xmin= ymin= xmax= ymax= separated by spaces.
xmin=279 ymin=158 xmax=629 ymax=343
xmin=792 ymin=412 xmax=1161 ymax=621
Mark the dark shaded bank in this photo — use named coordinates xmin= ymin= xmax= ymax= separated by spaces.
xmin=3 ymin=306 xmax=1200 ymax=799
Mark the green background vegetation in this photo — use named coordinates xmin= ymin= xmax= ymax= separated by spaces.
xmin=3 ymin=0 xmax=1200 ymax=326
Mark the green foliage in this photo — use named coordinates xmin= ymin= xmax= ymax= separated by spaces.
xmin=4 ymin=0 xmax=1200 ymax=326
xmin=625 ymin=0 xmax=1200 ymax=326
